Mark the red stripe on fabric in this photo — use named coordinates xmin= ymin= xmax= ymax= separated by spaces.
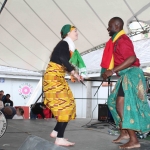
xmin=100 ymin=39 xmax=114 ymax=68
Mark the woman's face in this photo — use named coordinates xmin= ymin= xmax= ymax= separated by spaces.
xmin=67 ymin=28 xmax=78 ymax=41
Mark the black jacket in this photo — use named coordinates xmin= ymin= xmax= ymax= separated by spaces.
xmin=31 ymin=103 xmax=45 ymax=118
xmin=3 ymin=99 xmax=13 ymax=107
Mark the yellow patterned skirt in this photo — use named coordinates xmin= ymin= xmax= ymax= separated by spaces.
xmin=43 ymin=62 xmax=76 ymax=122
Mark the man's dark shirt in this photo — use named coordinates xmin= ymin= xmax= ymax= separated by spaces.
xmin=3 ymin=99 xmax=13 ymax=107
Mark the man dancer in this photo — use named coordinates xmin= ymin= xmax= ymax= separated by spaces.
xmin=101 ymin=17 xmax=150 ymax=149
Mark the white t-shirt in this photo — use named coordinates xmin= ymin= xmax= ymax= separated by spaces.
xmin=13 ymin=115 xmax=24 ymax=119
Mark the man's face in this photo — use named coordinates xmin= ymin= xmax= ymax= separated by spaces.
xmin=107 ymin=19 xmax=117 ymax=37
xmin=6 ymin=95 xmax=10 ymax=100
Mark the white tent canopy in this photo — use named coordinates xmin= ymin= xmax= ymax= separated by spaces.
xmin=83 ymin=38 xmax=150 ymax=73
xmin=0 ymin=0 xmax=150 ymax=72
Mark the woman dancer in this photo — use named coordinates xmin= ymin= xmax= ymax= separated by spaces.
xmin=43 ymin=24 xmax=84 ymax=146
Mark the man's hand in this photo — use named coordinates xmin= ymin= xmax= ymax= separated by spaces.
xmin=102 ymin=73 xmax=107 ymax=81
xmin=102 ymin=70 xmax=113 ymax=80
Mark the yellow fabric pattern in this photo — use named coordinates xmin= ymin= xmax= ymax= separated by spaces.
xmin=108 ymin=55 xmax=114 ymax=70
xmin=113 ymin=30 xmax=125 ymax=42
xmin=108 ymin=30 xmax=126 ymax=70
xmin=43 ymin=62 xmax=76 ymax=122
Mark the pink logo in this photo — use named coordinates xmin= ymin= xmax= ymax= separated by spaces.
xmin=19 ymin=83 xmax=33 ymax=99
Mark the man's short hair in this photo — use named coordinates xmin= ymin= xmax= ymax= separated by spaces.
xmin=3 ymin=107 xmax=13 ymax=116
xmin=111 ymin=17 xmax=124 ymax=27
xmin=6 ymin=94 xmax=10 ymax=97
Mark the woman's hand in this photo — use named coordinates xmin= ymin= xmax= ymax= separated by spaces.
xmin=71 ymin=70 xmax=83 ymax=82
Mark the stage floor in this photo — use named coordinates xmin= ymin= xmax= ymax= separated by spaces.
xmin=0 ymin=118 xmax=150 ymax=150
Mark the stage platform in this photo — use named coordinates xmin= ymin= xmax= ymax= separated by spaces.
xmin=0 ymin=118 xmax=150 ymax=150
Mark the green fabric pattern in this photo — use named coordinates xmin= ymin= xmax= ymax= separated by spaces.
xmin=100 ymin=68 xmax=105 ymax=76
xmin=69 ymin=49 xmax=86 ymax=75
xmin=108 ymin=67 xmax=150 ymax=133
xmin=111 ymin=32 xmax=118 ymax=41
xmin=100 ymin=67 xmax=111 ymax=80
xmin=100 ymin=68 xmax=106 ymax=75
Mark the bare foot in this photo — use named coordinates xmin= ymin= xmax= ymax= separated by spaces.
xmin=50 ymin=130 xmax=58 ymax=138
xmin=50 ymin=130 xmax=68 ymax=140
xmin=119 ymin=141 xmax=140 ymax=149
xmin=113 ymin=134 xmax=130 ymax=143
xmin=55 ymin=138 xmax=75 ymax=147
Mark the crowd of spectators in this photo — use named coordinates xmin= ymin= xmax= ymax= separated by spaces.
xmin=0 ymin=90 xmax=52 ymax=120
xmin=0 ymin=90 xmax=23 ymax=119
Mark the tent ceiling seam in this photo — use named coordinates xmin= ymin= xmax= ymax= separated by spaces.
xmin=0 ymin=25 xmax=46 ymax=63
xmin=53 ymin=0 xmax=94 ymax=47
xmin=124 ymin=0 xmax=150 ymax=25
xmin=0 ymin=3 xmax=51 ymax=52
xmin=0 ymin=0 xmax=7 ymax=14
xmin=85 ymin=0 xmax=107 ymax=29
xmin=124 ymin=0 xmax=137 ymax=17
xmin=0 ymin=58 xmax=10 ymax=66
xmin=0 ymin=41 xmax=39 ymax=71
xmin=23 ymin=0 xmax=61 ymax=40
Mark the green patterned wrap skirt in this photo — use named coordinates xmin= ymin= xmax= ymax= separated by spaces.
xmin=108 ymin=67 xmax=150 ymax=133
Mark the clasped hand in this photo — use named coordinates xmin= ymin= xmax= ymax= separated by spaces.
xmin=102 ymin=70 xmax=113 ymax=81
xmin=71 ymin=70 xmax=83 ymax=82
xmin=74 ymin=73 xmax=83 ymax=82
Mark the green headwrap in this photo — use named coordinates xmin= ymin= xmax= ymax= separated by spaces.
xmin=60 ymin=24 xmax=75 ymax=38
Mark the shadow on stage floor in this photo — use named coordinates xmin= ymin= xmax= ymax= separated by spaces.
xmin=0 ymin=118 xmax=150 ymax=150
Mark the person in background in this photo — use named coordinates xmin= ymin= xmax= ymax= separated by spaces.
xmin=0 ymin=90 xmax=5 ymax=102
xmin=0 ymin=92 xmax=4 ymax=109
xmin=30 ymin=104 xmax=37 ymax=119
xmin=13 ymin=107 xmax=24 ymax=119
xmin=0 ymin=100 xmax=4 ymax=110
xmin=31 ymin=102 xmax=46 ymax=119
xmin=1 ymin=106 xmax=16 ymax=119
xmin=3 ymin=94 xmax=13 ymax=107
xmin=37 ymin=107 xmax=52 ymax=119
